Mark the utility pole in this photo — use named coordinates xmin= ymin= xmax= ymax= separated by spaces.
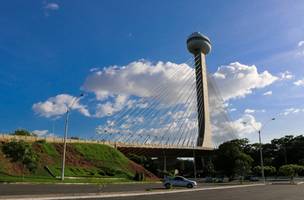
xmin=61 ymin=94 xmax=83 ymax=181
xmin=242 ymin=117 xmax=275 ymax=184
xmin=258 ymin=130 xmax=265 ymax=184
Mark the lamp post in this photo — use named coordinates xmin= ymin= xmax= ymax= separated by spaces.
xmin=242 ymin=117 xmax=275 ymax=184
xmin=61 ymin=93 xmax=84 ymax=181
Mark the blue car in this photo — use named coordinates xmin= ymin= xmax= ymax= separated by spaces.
xmin=163 ymin=176 xmax=197 ymax=189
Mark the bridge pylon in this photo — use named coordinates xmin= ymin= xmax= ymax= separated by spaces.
xmin=187 ymin=32 xmax=213 ymax=148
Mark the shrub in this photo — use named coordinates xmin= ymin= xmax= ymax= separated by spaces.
xmin=2 ymin=140 xmax=38 ymax=172
xmin=279 ymin=164 xmax=304 ymax=182
xmin=253 ymin=165 xmax=276 ymax=176
xmin=11 ymin=129 xmax=33 ymax=136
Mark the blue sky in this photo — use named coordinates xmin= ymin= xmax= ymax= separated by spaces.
xmin=1 ymin=0 xmax=304 ymax=144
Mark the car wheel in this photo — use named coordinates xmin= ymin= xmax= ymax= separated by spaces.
xmin=187 ymin=183 xmax=193 ymax=188
xmin=165 ymin=183 xmax=172 ymax=189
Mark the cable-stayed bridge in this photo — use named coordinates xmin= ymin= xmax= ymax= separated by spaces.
xmin=95 ymin=33 xmax=237 ymax=157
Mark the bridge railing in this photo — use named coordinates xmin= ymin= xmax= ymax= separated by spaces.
xmin=0 ymin=134 xmax=212 ymax=150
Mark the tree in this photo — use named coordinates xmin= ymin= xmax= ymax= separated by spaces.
xmin=2 ymin=140 xmax=38 ymax=172
xmin=253 ymin=165 xmax=276 ymax=177
xmin=204 ymin=159 xmax=215 ymax=177
xmin=234 ymin=153 xmax=253 ymax=183
xmin=12 ymin=129 xmax=32 ymax=136
xmin=214 ymin=139 xmax=253 ymax=179
xmin=279 ymin=164 xmax=304 ymax=183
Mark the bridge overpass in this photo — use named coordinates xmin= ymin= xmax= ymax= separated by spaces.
xmin=0 ymin=134 xmax=212 ymax=157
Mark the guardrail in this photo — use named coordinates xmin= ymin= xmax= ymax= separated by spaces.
xmin=0 ymin=134 xmax=113 ymax=146
xmin=0 ymin=134 xmax=212 ymax=150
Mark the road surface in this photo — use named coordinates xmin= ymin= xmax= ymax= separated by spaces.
xmin=0 ymin=182 xmax=162 ymax=196
xmin=1 ymin=183 xmax=304 ymax=200
xmin=77 ymin=184 xmax=304 ymax=200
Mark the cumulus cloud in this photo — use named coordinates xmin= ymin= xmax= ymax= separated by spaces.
xmin=211 ymin=62 xmax=278 ymax=101
xmin=83 ymin=61 xmax=277 ymax=117
xmin=244 ymin=109 xmax=255 ymax=113
xmin=95 ymin=94 xmax=130 ymax=117
xmin=212 ymin=114 xmax=261 ymax=145
xmin=81 ymin=60 xmax=280 ymax=145
xmin=280 ymin=107 xmax=304 ymax=116
xmin=43 ymin=2 xmax=59 ymax=16
xmin=263 ymin=91 xmax=273 ymax=96
xmin=294 ymin=79 xmax=304 ymax=86
xmin=82 ymin=61 xmax=194 ymax=105
xmin=298 ymin=41 xmax=304 ymax=47
xmin=32 ymin=130 xmax=49 ymax=137
xmin=296 ymin=40 xmax=304 ymax=56
xmin=279 ymin=71 xmax=294 ymax=80
xmin=32 ymin=94 xmax=90 ymax=118
xmin=34 ymin=59 xmax=279 ymax=145
xmin=44 ymin=2 xmax=59 ymax=10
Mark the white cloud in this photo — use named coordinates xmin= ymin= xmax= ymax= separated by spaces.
xmin=296 ymin=40 xmax=304 ymax=56
xmin=280 ymin=107 xmax=304 ymax=116
xmin=83 ymin=61 xmax=278 ymax=119
xmin=263 ymin=91 xmax=273 ymax=96
xmin=298 ymin=41 xmax=304 ymax=47
xmin=32 ymin=94 xmax=90 ymax=118
xmin=212 ymin=114 xmax=261 ymax=145
xmin=82 ymin=61 xmax=194 ymax=106
xmin=32 ymin=130 xmax=55 ymax=137
xmin=80 ymin=60 xmax=280 ymax=145
xmin=44 ymin=3 xmax=59 ymax=10
xmin=294 ymin=79 xmax=304 ymax=86
xmin=32 ymin=130 xmax=48 ymax=136
xmin=95 ymin=94 xmax=130 ymax=117
xmin=211 ymin=62 xmax=278 ymax=101
xmin=279 ymin=71 xmax=294 ymax=80
xmin=34 ymin=60 xmax=279 ymax=145
xmin=244 ymin=109 xmax=255 ymax=113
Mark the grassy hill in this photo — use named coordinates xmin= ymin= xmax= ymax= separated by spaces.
xmin=0 ymin=140 xmax=158 ymax=183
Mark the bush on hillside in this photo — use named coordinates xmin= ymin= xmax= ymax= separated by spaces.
xmin=2 ymin=140 xmax=38 ymax=172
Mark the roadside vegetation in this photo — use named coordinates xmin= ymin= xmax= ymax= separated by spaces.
xmin=0 ymin=133 xmax=158 ymax=183
xmin=126 ymin=135 xmax=304 ymax=182
xmin=2 ymin=129 xmax=304 ymax=184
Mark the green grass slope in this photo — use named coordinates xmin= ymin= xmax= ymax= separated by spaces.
xmin=0 ymin=140 xmax=158 ymax=183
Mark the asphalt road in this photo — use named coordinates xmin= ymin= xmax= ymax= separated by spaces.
xmin=82 ymin=184 xmax=304 ymax=200
xmin=0 ymin=182 xmax=162 ymax=196
xmin=1 ymin=183 xmax=304 ymax=200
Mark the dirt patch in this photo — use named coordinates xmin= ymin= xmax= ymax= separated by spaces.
xmin=128 ymin=160 xmax=159 ymax=181
xmin=0 ymin=149 xmax=24 ymax=176
xmin=32 ymin=143 xmax=56 ymax=166
xmin=53 ymin=143 xmax=95 ymax=168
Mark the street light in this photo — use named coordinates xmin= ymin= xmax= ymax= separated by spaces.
xmin=242 ymin=117 xmax=275 ymax=184
xmin=61 ymin=93 xmax=84 ymax=181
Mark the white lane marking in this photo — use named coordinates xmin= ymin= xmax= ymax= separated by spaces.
xmin=3 ymin=184 xmax=264 ymax=200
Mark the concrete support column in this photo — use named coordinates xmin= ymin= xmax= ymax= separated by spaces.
xmin=163 ymin=151 xmax=167 ymax=172
xmin=193 ymin=149 xmax=197 ymax=179
xmin=201 ymin=156 xmax=205 ymax=172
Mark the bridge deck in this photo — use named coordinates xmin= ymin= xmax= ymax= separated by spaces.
xmin=115 ymin=143 xmax=213 ymax=157
xmin=0 ymin=134 xmax=213 ymax=157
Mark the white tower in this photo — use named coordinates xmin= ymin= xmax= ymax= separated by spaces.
xmin=187 ymin=32 xmax=213 ymax=148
